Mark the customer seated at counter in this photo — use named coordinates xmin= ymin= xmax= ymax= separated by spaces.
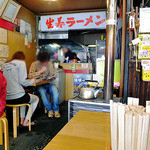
xmin=3 ymin=52 xmax=39 ymax=126
xmin=29 ymin=52 xmax=60 ymax=118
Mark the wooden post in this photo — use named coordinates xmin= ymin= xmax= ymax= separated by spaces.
xmin=119 ymin=0 xmax=127 ymax=97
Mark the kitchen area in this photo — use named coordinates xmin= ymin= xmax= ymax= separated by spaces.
xmin=37 ymin=11 xmax=121 ymax=103
xmin=0 ymin=0 xmax=150 ymax=150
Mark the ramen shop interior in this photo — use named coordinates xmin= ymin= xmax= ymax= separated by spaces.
xmin=0 ymin=0 xmax=150 ymax=150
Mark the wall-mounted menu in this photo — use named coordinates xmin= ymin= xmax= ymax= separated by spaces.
xmin=140 ymin=8 xmax=150 ymax=33
xmin=0 ymin=44 xmax=9 ymax=57
xmin=25 ymin=22 xmax=31 ymax=32
xmin=20 ymin=19 xmax=25 ymax=34
xmin=0 ymin=28 xmax=7 ymax=44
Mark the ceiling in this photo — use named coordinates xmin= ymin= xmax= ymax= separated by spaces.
xmin=16 ymin=0 xmax=106 ymax=15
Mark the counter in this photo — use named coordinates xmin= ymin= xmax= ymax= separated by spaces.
xmin=44 ymin=110 xmax=111 ymax=150
xmin=59 ymin=63 xmax=92 ymax=100
xmin=52 ymin=69 xmax=65 ymax=104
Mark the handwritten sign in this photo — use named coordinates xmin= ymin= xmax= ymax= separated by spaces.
xmin=0 ymin=28 xmax=7 ymax=43
xmin=0 ymin=44 xmax=9 ymax=57
xmin=41 ymin=11 xmax=106 ymax=31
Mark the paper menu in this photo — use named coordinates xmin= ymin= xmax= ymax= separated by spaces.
xmin=140 ymin=8 xmax=150 ymax=33
xmin=20 ymin=19 xmax=25 ymax=34
xmin=141 ymin=60 xmax=150 ymax=66
xmin=141 ymin=60 xmax=150 ymax=81
xmin=35 ymin=75 xmax=57 ymax=83
xmin=25 ymin=22 xmax=31 ymax=32
xmin=0 ymin=44 xmax=9 ymax=57
xmin=0 ymin=28 xmax=7 ymax=44
xmin=46 ymin=75 xmax=57 ymax=80
xmin=25 ymin=37 xmax=28 ymax=46
xmin=139 ymin=41 xmax=150 ymax=59
xmin=138 ymin=34 xmax=150 ymax=59
xmin=28 ymin=32 xmax=32 ymax=43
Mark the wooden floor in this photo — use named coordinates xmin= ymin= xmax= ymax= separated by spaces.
xmin=44 ymin=110 xmax=111 ymax=150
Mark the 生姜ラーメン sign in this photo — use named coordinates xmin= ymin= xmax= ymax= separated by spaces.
xmin=40 ymin=11 xmax=106 ymax=32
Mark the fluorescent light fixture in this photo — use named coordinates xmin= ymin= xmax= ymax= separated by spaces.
xmin=88 ymin=45 xmax=96 ymax=48
xmin=53 ymin=43 xmax=61 ymax=47
xmin=49 ymin=43 xmax=60 ymax=48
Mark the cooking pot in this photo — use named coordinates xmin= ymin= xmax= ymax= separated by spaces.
xmin=79 ymin=80 xmax=100 ymax=99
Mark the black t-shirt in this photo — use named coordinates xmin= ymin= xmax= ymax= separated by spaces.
xmin=65 ymin=50 xmax=75 ymax=60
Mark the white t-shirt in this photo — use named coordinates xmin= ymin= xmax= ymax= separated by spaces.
xmin=3 ymin=60 xmax=34 ymax=100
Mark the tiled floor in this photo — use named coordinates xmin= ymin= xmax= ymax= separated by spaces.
xmin=0 ymin=102 xmax=68 ymax=150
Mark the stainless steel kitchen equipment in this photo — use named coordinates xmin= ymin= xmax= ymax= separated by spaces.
xmin=68 ymin=96 xmax=121 ymax=121
xmin=79 ymin=80 xmax=100 ymax=99
xmin=68 ymin=98 xmax=110 ymax=121
xmin=52 ymin=70 xmax=65 ymax=104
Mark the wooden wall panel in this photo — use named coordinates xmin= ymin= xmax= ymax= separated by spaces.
xmin=0 ymin=6 xmax=36 ymax=71
xmin=128 ymin=62 xmax=150 ymax=106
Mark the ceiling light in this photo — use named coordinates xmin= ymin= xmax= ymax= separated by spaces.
xmin=88 ymin=45 xmax=96 ymax=48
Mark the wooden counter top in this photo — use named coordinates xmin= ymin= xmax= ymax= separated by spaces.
xmin=43 ymin=110 xmax=111 ymax=150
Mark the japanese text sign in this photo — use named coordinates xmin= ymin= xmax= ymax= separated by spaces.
xmin=41 ymin=11 xmax=106 ymax=31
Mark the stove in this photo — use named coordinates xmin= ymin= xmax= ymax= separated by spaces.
xmin=68 ymin=96 xmax=120 ymax=121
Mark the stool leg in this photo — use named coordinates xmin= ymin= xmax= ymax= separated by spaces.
xmin=0 ymin=120 xmax=3 ymax=145
xmin=27 ymin=104 xmax=31 ymax=131
xmin=16 ymin=107 xmax=19 ymax=127
xmin=13 ymin=107 xmax=17 ymax=138
xmin=1 ymin=118 xmax=9 ymax=150
xmin=44 ymin=108 xmax=47 ymax=114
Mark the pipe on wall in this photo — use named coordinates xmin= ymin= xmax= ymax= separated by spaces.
xmin=103 ymin=0 xmax=118 ymax=102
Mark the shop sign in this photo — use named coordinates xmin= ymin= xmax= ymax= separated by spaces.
xmin=41 ymin=11 xmax=106 ymax=32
